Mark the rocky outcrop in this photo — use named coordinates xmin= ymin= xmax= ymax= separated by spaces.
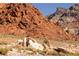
xmin=47 ymin=4 xmax=79 ymax=40
xmin=0 ymin=3 xmax=71 ymax=40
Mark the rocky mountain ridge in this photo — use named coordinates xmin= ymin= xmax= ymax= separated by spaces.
xmin=47 ymin=4 xmax=79 ymax=40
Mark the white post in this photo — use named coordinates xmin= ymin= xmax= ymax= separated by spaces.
xmin=23 ymin=37 xmax=27 ymax=47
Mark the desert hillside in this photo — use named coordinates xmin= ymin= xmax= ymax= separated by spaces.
xmin=0 ymin=3 xmax=78 ymax=56
xmin=0 ymin=3 xmax=70 ymax=40
xmin=47 ymin=4 xmax=79 ymax=40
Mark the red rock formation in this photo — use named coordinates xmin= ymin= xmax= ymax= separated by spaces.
xmin=0 ymin=3 xmax=72 ymax=40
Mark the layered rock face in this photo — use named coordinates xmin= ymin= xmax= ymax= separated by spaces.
xmin=48 ymin=4 xmax=79 ymax=40
xmin=0 ymin=3 xmax=71 ymax=40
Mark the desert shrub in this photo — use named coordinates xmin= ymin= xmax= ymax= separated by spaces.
xmin=0 ymin=48 xmax=9 ymax=55
xmin=65 ymin=52 xmax=79 ymax=56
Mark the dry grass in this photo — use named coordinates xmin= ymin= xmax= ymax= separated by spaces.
xmin=0 ymin=35 xmax=79 ymax=56
xmin=0 ymin=34 xmax=24 ymax=39
xmin=0 ymin=42 xmax=8 ymax=45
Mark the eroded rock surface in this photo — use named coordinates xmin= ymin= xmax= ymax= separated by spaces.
xmin=0 ymin=3 xmax=71 ymax=40
xmin=47 ymin=4 xmax=79 ymax=40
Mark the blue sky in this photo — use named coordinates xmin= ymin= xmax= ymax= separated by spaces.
xmin=32 ymin=3 xmax=74 ymax=16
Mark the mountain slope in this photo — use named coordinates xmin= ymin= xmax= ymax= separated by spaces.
xmin=47 ymin=4 xmax=79 ymax=40
xmin=0 ymin=3 xmax=72 ymax=40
